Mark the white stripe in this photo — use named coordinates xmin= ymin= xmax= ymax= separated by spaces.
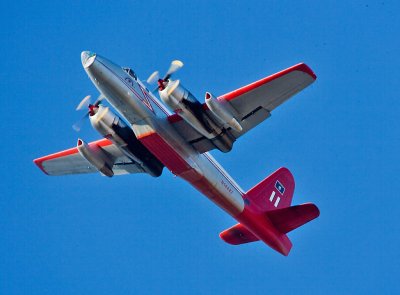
xmin=269 ymin=191 xmax=276 ymax=202
xmin=274 ymin=197 xmax=281 ymax=207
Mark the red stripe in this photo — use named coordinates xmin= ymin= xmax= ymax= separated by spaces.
xmin=221 ymin=63 xmax=316 ymax=102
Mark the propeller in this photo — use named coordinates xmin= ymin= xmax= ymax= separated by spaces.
xmin=75 ymin=94 xmax=92 ymax=111
xmin=147 ymin=60 xmax=184 ymax=91
xmin=72 ymin=94 xmax=105 ymax=131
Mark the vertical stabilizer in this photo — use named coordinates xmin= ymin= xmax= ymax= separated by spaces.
xmin=244 ymin=167 xmax=294 ymax=213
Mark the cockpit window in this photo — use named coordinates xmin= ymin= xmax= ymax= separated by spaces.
xmin=122 ymin=67 xmax=137 ymax=80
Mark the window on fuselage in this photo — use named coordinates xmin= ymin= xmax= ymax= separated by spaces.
xmin=122 ymin=67 xmax=137 ymax=80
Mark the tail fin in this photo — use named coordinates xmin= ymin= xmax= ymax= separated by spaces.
xmin=245 ymin=167 xmax=295 ymax=213
xmin=220 ymin=168 xmax=320 ymax=255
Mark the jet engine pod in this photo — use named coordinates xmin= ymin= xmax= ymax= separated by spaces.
xmin=77 ymin=139 xmax=114 ymax=177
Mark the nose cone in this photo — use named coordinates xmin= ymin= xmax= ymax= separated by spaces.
xmin=81 ymin=51 xmax=96 ymax=68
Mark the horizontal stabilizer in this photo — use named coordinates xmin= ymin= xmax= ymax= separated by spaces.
xmin=219 ymin=223 xmax=259 ymax=245
xmin=265 ymin=203 xmax=320 ymax=234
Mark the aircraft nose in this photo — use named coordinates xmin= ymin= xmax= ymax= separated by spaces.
xmin=81 ymin=51 xmax=96 ymax=68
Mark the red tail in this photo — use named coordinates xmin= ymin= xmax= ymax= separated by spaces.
xmin=220 ymin=167 xmax=319 ymax=255
xmin=245 ymin=167 xmax=295 ymax=213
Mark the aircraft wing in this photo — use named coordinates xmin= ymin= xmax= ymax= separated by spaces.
xmin=168 ymin=63 xmax=316 ymax=153
xmin=34 ymin=138 xmax=145 ymax=176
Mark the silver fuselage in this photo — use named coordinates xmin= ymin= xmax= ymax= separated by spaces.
xmin=82 ymin=52 xmax=245 ymax=216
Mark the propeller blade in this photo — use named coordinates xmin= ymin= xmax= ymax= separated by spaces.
xmin=164 ymin=60 xmax=183 ymax=80
xmin=72 ymin=112 xmax=89 ymax=132
xmin=73 ymin=94 xmax=104 ymax=131
xmin=147 ymin=71 xmax=160 ymax=84
xmin=93 ymin=94 xmax=105 ymax=107
xmin=76 ymin=95 xmax=92 ymax=111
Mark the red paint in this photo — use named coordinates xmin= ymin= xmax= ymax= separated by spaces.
xmin=138 ymin=132 xmax=319 ymax=255
xmin=157 ymin=79 xmax=165 ymax=90
xmin=244 ymin=167 xmax=294 ymax=213
xmin=219 ymin=167 xmax=319 ymax=256
xmin=89 ymin=105 xmax=97 ymax=116
xmin=264 ymin=203 xmax=320 ymax=234
xmin=138 ymin=131 xmax=244 ymax=215
xmin=236 ymin=206 xmax=293 ymax=256
xmin=219 ymin=222 xmax=259 ymax=245
xmin=167 ymin=113 xmax=182 ymax=123
xmin=33 ymin=138 xmax=113 ymax=175
xmin=138 ymin=131 xmax=191 ymax=175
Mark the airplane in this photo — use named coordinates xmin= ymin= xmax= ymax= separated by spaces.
xmin=33 ymin=51 xmax=320 ymax=256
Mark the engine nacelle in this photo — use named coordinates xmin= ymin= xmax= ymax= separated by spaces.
xmin=205 ymin=92 xmax=242 ymax=132
xmin=159 ymin=79 xmax=187 ymax=111
xmin=77 ymin=139 xmax=114 ymax=177
xmin=159 ymin=79 xmax=203 ymax=112
xmin=160 ymin=80 xmax=217 ymax=139
xmin=89 ymin=105 xmax=124 ymax=144
xmin=89 ymin=105 xmax=164 ymax=177
xmin=159 ymin=81 xmax=236 ymax=151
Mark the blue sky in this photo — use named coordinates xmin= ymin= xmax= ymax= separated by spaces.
xmin=1 ymin=0 xmax=399 ymax=294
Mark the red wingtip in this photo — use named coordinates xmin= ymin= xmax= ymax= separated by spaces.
xmin=221 ymin=63 xmax=317 ymax=102
xmin=33 ymin=158 xmax=49 ymax=175
xmin=32 ymin=138 xmax=113 ymax=176
xmin=296 ymin=63 xmax=317 ymax=80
